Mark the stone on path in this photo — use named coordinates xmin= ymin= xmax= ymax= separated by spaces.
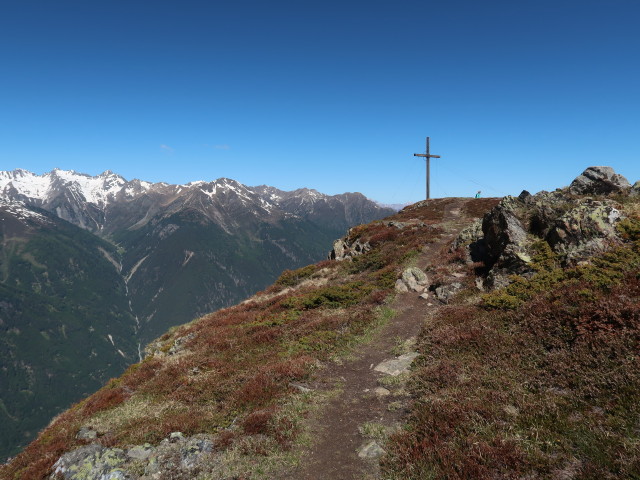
xmin=374 ymin=352 xmax=419 ymax=376
xmin=394 ymin=279 xmax=409 ymax=293
xmin=374 ymin=387 xmax=391 ymax=397
xmin=401 ymin=267 xmax=429 ymax=292
xmin=357 ymin=441 xmax=386 ymax=459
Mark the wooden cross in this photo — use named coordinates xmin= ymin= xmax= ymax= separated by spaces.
xmin=413 ymin=136 xmax=441 ymax=200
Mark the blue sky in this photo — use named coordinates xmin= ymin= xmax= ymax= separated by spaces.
xmin=1 ymin=0 xmax=638 ymax=204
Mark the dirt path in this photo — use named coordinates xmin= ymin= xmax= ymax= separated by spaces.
xmin=284 ymin=199 xmax=475 ymax=480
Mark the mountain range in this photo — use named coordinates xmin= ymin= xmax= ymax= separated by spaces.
xmin=0 ymin=168 xmax=394 ymax=461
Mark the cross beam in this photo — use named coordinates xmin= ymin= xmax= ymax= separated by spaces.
xmin=413 ymin=137 xmax=441 ymax=200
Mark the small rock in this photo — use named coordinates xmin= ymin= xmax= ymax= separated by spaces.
xmin=168 ymin=432 xmax=185 ymax=443
xmin=503 ymin=405 xmax=519 ymax=417
xmin=394 ymin=279 xmax=409 ymax=293
xmin=181 ymin=438 xmax=214 ymax=469
xmin=401 ymin=267 xmax=429 ymax=292
xmin=289 ymin=382 xmax=312 ymax=393
xmin=419 ymin=293 xmax=429 ymax=300
xmin=434 ymin=282 xmax=462 ymax=303
xmin=76 ymin=427 xmax=98 ymax=441
xmin=127 ymin=444 xmax=155 ymax=460
xmin=358 ymin=440 xmax=386 ymax=459
xmin=374 ymin=387 xmax=391 ymax=397
xmin=374 ymin=352 xmax=419 ymax=376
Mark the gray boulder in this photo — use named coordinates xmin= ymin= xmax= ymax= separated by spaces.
xmin=569 ymin=166 xmax=631 ymax=195
xmin=435 ymin=282 xmax=463 ymax=304
xmin=482 ymin=196 xmax=533 ymax=275
xmin=394 ymin=279 xmax=409 ymax=293
xmin=401 ymin=267 xmax=429 ymax=292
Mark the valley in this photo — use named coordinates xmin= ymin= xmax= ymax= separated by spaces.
xmin=0 ymin=169 xmax=393 ymax=461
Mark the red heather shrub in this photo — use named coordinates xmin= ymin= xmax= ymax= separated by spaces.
xmin=235 ymin=357 xmax=312 ymax=408
xmin=80 ymin=384 xmax=128 ymax=416
xmin=241 ymin=407 xmax=276 ymax=435
xmin=368 ymin=226 xmax=399 ymax=246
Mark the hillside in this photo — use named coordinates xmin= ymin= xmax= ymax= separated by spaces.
xmin=0 ymin=202 xmax=137 ymax=461
xmin=0 ymin=170 xmax=393 ymax=462
xmin=2 ymin=167 xmax=639 ymax=479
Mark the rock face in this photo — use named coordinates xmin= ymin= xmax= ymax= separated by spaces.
xmin=569 ymin=166 xmax=631 ymax=195
xmin=454 ymin=166 xmax=636 ymax=289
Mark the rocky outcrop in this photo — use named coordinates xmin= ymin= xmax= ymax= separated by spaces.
xmin=631 ymin=181 xmax=640 ymax=197
xmin=328 ymin=236 xmax=371 ymax=261
xmin=454 ymin=167 xmax=636 ymax=289
xmin=569 ymin=166 xmax=631 ymax=195
xmin=51 ymin=443 xmax=129 ymax=480
xmin=49 ymin=432 xmax=216 ymax=480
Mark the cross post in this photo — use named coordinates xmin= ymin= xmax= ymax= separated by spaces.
xmin=413 ymin=137 xmax=441 ymax=200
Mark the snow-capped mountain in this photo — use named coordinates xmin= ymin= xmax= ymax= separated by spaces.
xmin=0 ymin=169 xmax=391 ymax=236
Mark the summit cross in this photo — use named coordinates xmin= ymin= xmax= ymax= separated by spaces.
xmin=413 ymin=136 xmax=441 ymax=200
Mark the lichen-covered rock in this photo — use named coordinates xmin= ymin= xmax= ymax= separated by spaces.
xmin=465 ymin=168 xmax=632 ymax=289
xmin=357 ymin=440 xmax=386 ymax=459
xmin=180 ymin=437 xmax=213 ymax=469
xmin=401 ymin=267 xmax=428 ymax=292
xmin=547 ymin=201 xmax=622 ymax=263
xmin=451 ymin=218 xmax=486 ymax=263
xmin=631 ymin=181 xmax=640 ymax=196
xmin=569 ymin=166 xmax=631 ymax=195
xmin=127 ymin=444 xmax=155 ymax=461
xmin=434 ymin=282 xmax=463 ymax=304
xmin=76 ymin=427 xmax=98 ymax=441
xmin=50 ymin=443 xmax=128 ymax=480
xmin=451 ymin=218 xmax=482 ymax=250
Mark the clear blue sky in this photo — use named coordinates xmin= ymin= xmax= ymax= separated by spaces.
xmin=1 ymin=0 xmax=638 ymax=204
